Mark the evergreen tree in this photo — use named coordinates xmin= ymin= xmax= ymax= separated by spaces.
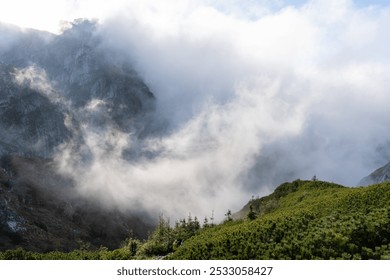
xmin=203 ymin=217 xmax=209 ymax=228
xmin=247 ymin=204 xmax=257 ymax=221
xmin=225 ymin=209 xmax=233 ymax=222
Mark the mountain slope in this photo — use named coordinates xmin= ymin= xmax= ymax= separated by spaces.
xmin=168 ymin=180 xmax=390 ymax=260
xmin=0 ymin=155 xmax=153 ymax=252
xmin=0 ymin=20 xmax=157 ymax=252
xmin=359 ymin=162 xmax=390 ymax=186
xmin=2 ymin=179 xmax=390 ymax=259
xmin=0 ymin=63 xmax=72 ymax=156
xmin=0 ymin=20 xmax=155 ymax=157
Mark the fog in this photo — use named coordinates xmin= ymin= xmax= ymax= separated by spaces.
xmin=3 ymin=0 xmax=390 ymax=221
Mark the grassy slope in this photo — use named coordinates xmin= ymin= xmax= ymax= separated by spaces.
xmin=168 ymin=180 xmax=390 ymax=260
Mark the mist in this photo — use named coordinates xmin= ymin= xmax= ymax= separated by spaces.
xmin=58 ymin=0 xmax=390 ymax=221
xmin=3 ymin=0 xmax=390 ymax=222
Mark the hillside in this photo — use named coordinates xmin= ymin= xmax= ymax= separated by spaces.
xmin=167 ymin=180 xmax=390 ymax=260
xmin=3 ymin=179 xmax=390 ymax=260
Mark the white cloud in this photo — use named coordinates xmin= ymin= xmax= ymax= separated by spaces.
xmin=3 ymin=0 xmax=390 ymax=220
xmin=13 ymin=65 xmax=67 ymax=105
xmin=94 ymin=1 xmax=390 ymax=188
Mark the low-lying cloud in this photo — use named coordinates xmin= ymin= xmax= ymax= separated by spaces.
xmin=3 ymin=0 xmax=390 ymax=222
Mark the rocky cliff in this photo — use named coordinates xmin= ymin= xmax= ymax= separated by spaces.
xmin=0 ymin=19 xmax=154 ymax=157
xmin=0 ymin=20 xmax=156 ymax=252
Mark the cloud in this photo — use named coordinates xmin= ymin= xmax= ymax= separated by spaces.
xmin=13 ymin=66 xmax=61 ymax=102
xmin=4 ymin=0 xmax=390 ymax=221
xmin=96 ymin=2 xmax=390 ymax=184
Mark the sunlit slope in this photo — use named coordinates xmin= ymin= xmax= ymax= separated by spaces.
xmin=169 ymin=180 xmax=390 ymax=259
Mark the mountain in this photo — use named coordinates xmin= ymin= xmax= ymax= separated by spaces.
xmin=0 ymin=20 xmax=156 ymax=252
xmin=0 ymin=19 xmax=155 ymax=157
xmin=358 ymin=162 xmax=390 ymax=186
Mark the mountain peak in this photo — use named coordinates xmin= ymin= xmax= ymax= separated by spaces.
xmin=0 ymin=20 xmax=155 ymax=157
xmin=359 ymin=162 xmax=390 ymax=186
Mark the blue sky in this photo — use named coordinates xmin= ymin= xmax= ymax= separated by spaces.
xmin=285 ymin=0 xmax=389 ymax=7
xmin=350 ymin=0 xmax=389 ymax=6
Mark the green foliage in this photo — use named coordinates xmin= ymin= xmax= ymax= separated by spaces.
xmin=0 ymin=246 xmax=138 ymax=260
xmin=134 ymin=214 xmax=202 ymax=259
xmin=168 ymin=181 xmax=390 ymax=260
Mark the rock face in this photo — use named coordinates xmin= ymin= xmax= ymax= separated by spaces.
xmin=0 ymin=155 xmax=152 ymax=252
xmin=0 ymin=19 xmax=155 ymax=157
xmin=0 ymin=20 xmax=156 ymax=252
xmin=358 ymin=162 xmax=390 ymax=186
xmin=0 ymin=63 xmax=71 ymax=156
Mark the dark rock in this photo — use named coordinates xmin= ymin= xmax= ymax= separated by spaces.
xmin=0 ymin=155 xmax=153 ymax=252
